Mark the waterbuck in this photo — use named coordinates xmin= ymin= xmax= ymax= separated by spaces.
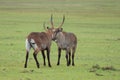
xmin=51 ymin=15 xmax=77 ymax=66
xmin=24 ymin=21 xmax=54 ymax=68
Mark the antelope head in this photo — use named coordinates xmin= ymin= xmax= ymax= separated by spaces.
xmin=50 ymin=15 xmax=65 ymax=41
xmin=43 ymin=15 xmax=65 ymax=41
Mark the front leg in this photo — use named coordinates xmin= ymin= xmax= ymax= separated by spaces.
xmin=46 ymin=48 xmax=52 ymax=67
xmin=41 ymin=50 xmax=46 ymax=66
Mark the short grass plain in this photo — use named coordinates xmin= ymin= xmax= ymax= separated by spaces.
xmin=0 ymin=0 xmax=120 ymax=80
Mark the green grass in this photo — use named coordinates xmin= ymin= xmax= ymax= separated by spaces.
xmin=0 ymin=0 xmax=120 ymax=80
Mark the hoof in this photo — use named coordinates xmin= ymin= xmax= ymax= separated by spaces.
xmin=57 ymin=63 xmax=60 ymax=66
xmin=49 ymin=64 xmax=52 ymax=67
xmin=24 ymin=64 xmax=27 ymax=68
xmin=72 ymin=63 xmax=75 ymax=66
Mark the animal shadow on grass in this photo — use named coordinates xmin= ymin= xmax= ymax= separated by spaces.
xmin=20 ymin=69 xmax=43 ymax=74
xmin=20 ymin=69 xmax=34 ymax=73
xmin=89 ymin=64 xmax=119 ymax=76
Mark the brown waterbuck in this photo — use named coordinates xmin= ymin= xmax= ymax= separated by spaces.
xmin=51 ymin=15 xmax=77 ymax=66
xmin=24 ymin=19 xmax=54 ymax=68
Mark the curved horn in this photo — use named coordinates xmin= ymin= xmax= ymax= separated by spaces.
xmin=59 ymin=15 xmax=65 ymax=28
xmin=50 ymin=14 xmax=54 ymax=28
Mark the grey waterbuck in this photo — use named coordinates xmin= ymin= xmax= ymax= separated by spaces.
xmin=51 ymin=15 xmax=77 ymax=66
xmin=24 ymin=18 xmax=54 ymax=68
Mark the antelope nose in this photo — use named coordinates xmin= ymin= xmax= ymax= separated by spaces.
xmin=52 ymin=37 xmax=56 ymax=41
xmin=52 ymin=38 xmax=55 ymax=41
xmin=52 ymin=38 xmax=57 ymax=42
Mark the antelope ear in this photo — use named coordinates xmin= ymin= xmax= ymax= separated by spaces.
xmin=59 ymin=28 xmax=63 ymax=32
xmin=47 ymin=26 xmax=50 ymax=29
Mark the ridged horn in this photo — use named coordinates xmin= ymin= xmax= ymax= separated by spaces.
xmin=50 ymin=14 xmax=54 ymax=28
xmin=59 ymin=15 xmax=65 ymax=28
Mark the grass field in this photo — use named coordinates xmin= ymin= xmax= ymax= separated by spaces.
xmin=0 ymin=0 xmax=120 ymax=80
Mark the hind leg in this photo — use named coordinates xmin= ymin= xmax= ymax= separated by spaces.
xmin=72 ymin=47 xmax=76 ymax=66
xmin=24 ymin=51 xmax=29 ymax=68
xmin=66 ymin=50 xmax=69 ymax=66
xmin=24 ymin=39 xmax=31 ymax=68
xmin=33 ymin=51 xmax=40 ymax=68
xmin=68 ymin=51 xmax=71 ymax=66
xmin=72 ymin=54 xmax=75 ymax=66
